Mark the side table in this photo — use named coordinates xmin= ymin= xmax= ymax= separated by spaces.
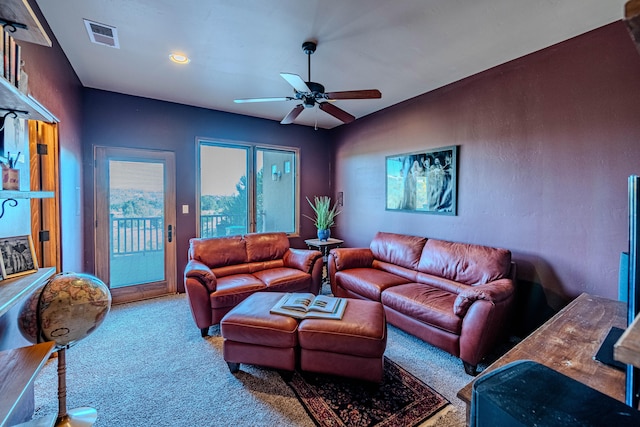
xmin=304 ymin=238 xmax=344 ymax=287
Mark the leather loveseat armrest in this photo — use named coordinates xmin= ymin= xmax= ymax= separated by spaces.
xmin=329 ymin=248 xmax=375 ymax=271
xmin=283 ymin=248 xmax=323 ymax=273
xmin=453 ymin=278 xmax=514 ymax=317
xmin=184 ymin=259 xmax=217 ymax=292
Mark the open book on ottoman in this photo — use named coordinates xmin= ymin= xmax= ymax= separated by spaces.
xmin=270 ymin=293 xmax=347 ymax=320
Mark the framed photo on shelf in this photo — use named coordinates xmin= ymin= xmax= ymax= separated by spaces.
xmin=385 ymin=145 xmax=458 ymax=215
xmin=0 ymin=235 xmax=38 ymax=279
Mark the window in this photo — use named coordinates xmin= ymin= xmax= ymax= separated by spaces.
xmin=198 ymin=139 xmax=299 ymax=237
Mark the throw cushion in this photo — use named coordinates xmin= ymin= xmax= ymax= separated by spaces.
xmin=190 ymin=235 xmax=247 ymax=268
xmin=245 ymin=232 xmax=289 ymax=262
xmin=370 ymin=232 xmax=427 ymax=271
xmin=417 ymin=239 xmax=511 ymax=286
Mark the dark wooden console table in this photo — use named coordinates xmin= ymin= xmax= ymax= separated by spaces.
xmin=457 ymin=293 xmax=627 ymax=424
xmin=305 ymin=238 xmax=344 ymax=287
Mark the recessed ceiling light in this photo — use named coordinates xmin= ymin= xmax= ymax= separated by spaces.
xmin=169 ymin=53 xmax=190 ymax=64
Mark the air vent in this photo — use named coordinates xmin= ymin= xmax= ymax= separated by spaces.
xmin=83 ymin=19 xmax=120 ymax=49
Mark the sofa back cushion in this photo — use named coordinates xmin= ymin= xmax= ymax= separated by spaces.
xmin=370 ymin=232 xmax=427 ymax=271
xmin=189 ymin=235 xmax=247 ymax=268
xmin=245 ymin=232 xmax=289 ymax=262
xmin=417 ymin=239 xmax=511 ymax=286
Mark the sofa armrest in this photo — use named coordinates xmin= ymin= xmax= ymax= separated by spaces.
xmin=184 ymin=259 xmax=217 ymax=292
xmin=329 ymin=248 xmax=375 ymax=271
xmin=283 ymin=248 xmax=323 ymax=273
xmin=453 ymin=278 xmax=514 ymax=317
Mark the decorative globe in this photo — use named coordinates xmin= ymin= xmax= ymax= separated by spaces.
xmin=19 ymin=272 xmax=111 ymax=349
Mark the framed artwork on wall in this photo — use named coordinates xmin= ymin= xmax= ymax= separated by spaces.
xmin=0 ymin=235 xmax=39 ymax=279
xmin=385 ymin=145 xmax=458 ymax=215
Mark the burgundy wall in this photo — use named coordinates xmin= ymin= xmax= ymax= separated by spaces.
xmin=330 ymin=22 xmax=640 ymax=330
xmin=81 ymin=89 xmax=331 ymax=292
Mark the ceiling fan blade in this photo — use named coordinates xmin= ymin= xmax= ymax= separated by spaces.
xmin=281 ymin=73 xmax=310 ymax=93
xmin=325 ymin=89 xmax=382 ymax=100
xmin=281 ymin=104 xmax=305 ymax=124
xmin=234 ymin=97 xmax=293 ymax=103
xmin=319 ymin=102 xmax=356 ymax=124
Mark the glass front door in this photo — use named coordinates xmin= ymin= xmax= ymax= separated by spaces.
xmin=95 ymin=147 xmax=176 ymax=303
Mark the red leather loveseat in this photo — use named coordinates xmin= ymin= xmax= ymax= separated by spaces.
xmin=184 ymin=232 xmax=323 ymax=336
xmin=328 ymin=231 xmax=516 ymax=375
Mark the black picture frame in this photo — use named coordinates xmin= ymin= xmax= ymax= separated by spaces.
xmin=385 ymin=145 xmax=458 ymax=215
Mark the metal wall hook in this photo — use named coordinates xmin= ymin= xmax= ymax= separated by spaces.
xmin=0 ymin=198 xmax=18 ymax=219
xmin=2 ymin=111 xmax=18 ymax=120
xmin=0 ymin=19 xmax=27 ymax=33
xmin=0 ymin=110 xmax=20 ymax=132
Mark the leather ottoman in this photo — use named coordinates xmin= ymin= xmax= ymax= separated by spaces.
xmin=220 ymin=292 xmax=298 ymax=373
xmin=297 ymin=299 xmax=387 ymax=382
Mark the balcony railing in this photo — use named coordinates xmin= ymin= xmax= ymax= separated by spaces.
xmin=111 ymin=215 xmax=164 ymax=255
xmin=110 ymin=214 xmax=246 ymax=256
xmin=200 ymin=214 xmax=246 ymax=238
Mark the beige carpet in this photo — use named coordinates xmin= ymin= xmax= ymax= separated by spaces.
xmin=31 ymin=293 xmax=483 ymax=426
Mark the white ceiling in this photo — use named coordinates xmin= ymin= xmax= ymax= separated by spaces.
xmin=35 ymin=0 xmax=626 ymax=129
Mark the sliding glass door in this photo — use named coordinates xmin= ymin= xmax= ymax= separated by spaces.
xmin=198 ymin=140 xmax=298 ymax=237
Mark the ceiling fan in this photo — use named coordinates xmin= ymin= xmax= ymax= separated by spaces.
xmin=234 ymin=40 xmax=381 ymax=125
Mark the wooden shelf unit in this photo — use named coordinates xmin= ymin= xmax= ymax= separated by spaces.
xmin=1 ymin=0 xmax=57 ymax=123
xmin=0 ymin=190 xmax=54 ymax=200
xmin=0 ymin=77 xmax=56 ymax=123
xmin=0 ymin=0 xmax=52 ymax=47
xmin=0 ymin=268 xmax=56 ymax=426
xmin=0 ymin=2 xmax=58 ymax=425
xmin=0 ymin=341 xmax=55 ymax=426
xmin=0 ymin=267 xmax=56 ymax=317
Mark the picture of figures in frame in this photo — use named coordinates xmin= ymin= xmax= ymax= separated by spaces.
xmin=386 ymin=146 xmax=458 ymax=215
xmin=0 ymin=235 xmax=39 ymax=279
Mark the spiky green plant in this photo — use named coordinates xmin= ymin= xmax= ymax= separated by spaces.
xmin=303 ymin=196 xmax=341 ymax=230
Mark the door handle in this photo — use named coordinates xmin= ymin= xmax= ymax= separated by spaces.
xmin=168 ymin=224 xmax=173 ymax=243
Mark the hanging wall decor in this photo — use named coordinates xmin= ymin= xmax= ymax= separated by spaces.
xmin=385 ymin=145 xmax=458 ymax=215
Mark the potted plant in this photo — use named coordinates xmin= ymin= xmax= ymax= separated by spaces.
xmin=304 ymin=196 xmax=340 ymax=241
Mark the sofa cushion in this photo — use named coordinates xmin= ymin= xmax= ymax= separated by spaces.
xmin=382 ymin=283 xmax=462 ymax=334
xmin=246 ymin=260 xmax=285 ymax=273
xmin=245 ymin=232 xmax=289 ymax=262
xmin=372 ymin=260 xmax=419 ymax=282
xmin=190 ymin=236 xmax=247 ymax=268
xmin=210 ymin=274 xmax=266 ymax=309
xmin=370 ymin=232 xmax=427 ymax=271
xmin=417 ymin=239 xmax=511 ymax=286
xmin=336 ymin=268 xmax=411 ymax=301
xmin=253 ymin=267 xmax=311 ymax=292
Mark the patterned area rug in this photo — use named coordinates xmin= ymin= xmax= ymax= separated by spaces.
xmin=283 ymin=357 xmax=452 ymax=427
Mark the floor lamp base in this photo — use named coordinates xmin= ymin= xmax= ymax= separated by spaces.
xmin=55 ymin=407 xmax=97 ymax=427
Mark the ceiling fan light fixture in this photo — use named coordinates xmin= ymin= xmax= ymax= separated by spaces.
xmin=234 ymin=39 xmax=381 ymax=126
xmin=169 ymin=53 xmax=190 ymax=64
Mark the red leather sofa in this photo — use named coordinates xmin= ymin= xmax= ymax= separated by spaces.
xmin=328 ymin=231 xmax=516 ymax=375
xmin=184 ymin=232 xmax=323 ymax=336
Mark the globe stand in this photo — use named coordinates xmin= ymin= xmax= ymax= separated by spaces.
xmin=55 ymin=346 xmax=97 ymax=427
xmin=17 ymin=272 xmax=111 ymax=426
